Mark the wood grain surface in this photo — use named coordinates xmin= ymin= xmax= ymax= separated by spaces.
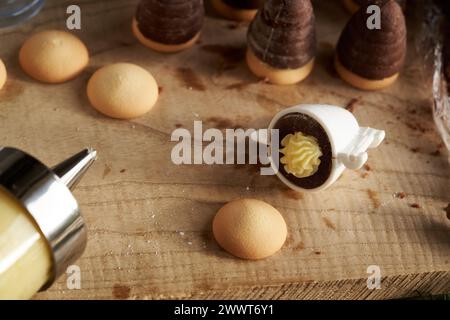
xmin=0 ymin=0 xmax=449 ymax=299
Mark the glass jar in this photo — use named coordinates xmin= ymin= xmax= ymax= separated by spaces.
xmin=0 ymin=0 xmax=45 ymax=28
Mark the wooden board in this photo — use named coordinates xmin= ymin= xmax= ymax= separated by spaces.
xmin=0 ymin=0 xmax=449 ymax=300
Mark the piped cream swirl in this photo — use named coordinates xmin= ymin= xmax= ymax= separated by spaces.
xmin=280 ymin=132 xmax=322 ymax=178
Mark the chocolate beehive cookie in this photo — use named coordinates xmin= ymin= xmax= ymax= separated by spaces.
xmin=335 ymin=0 xmax=407 ymax=90
xmin=212 ymin=0 xmax=264 ymax=22
xmin=133 ymin=0 xmax=204 ymax=53
xmin=342 ymin=0 xmax=406 ymax=14
xmin=246 ymin=0 xmax=316 ymax=85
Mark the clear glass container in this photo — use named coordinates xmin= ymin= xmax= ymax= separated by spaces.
xmin=0 ymin=0 xmax=45 ymax=28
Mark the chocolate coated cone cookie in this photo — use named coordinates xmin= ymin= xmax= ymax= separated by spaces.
xmin=247 ymin=0 xmax=316 ymax=85
xmin=335 ymin=0 xmax=407 ymax=90
xmin=212 ymin=0 xmax=264 ymax=22
xmin=133 ymin=0 xmax=204 ymax=53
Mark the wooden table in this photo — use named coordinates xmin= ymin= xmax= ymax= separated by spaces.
xmin=0 ymin=0 xmax=449 ymax=299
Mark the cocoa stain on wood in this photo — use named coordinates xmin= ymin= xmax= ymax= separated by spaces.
xmin=112 ymin=284 xmax=131 ymax=299
xmin=293 ymin=242 xmax=305 ymax=251
xmin=360 ymin=163 xmax=371 ymax=178
xmin=102 ymin=164 xmax=112 ymax=179
xmin=322 ymin=217 xmax=336 ymax=230
xmin=367 ymin=189 xmax=381 ymax=209
xmin=394 ymin=192 xmax=406 ymax=199
xmin=176 ymin=67 xmax=206 ymax=91
xmin=234 ymin=162 xmax=265 ymax=176
xmin=201 ymin=44 xmax=246 ymax=66
xmin=345 ymin=97 xmax=361 ymax=113
xmin=284 ymin=189 xmax=303 ymax=200
xmin=430 ymin=150 xmax=441 ymax=157
xmin=410 ymin=148 xmax=440 ymax=157
xmin=225 ymin=82 xmax=252 ymax=91
xmin=284 ymin=234 xmax=294 ymax=247
xmin=406 ymin=121 xmax=428 ymax=133
xmin=206 ymin=116 xmax=242 ymax=129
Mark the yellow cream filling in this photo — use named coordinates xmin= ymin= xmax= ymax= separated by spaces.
xmin=280 ymin=132 xmax=322 ymax=178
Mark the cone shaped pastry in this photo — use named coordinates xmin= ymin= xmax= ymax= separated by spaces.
xmin=247 ymin=0 xmax=316 ymax=85
xmin=212 ymin=0 xmax=264 ymax=22
xmin=133 ymin=0 xmax=204 ymax=53
xmin=342 ymin=0 xmax=406 ymax=14
xmin=335 ymin=0 xmax=406 ymax=90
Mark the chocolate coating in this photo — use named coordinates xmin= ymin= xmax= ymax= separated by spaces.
xmin=135 ymin=0 xmax=204 ymax=45
xmin=222 ymin=0 xmax=264 ymax=10
xmin=336 ymin=0 xmax=407 ymax=80
xmin=353 ymin=0 xmax=406 ymax=11
xmin=274 ymin=113 xmax=332 ymax=190
xmin=247 ymin=0 xmax=316 ymax=69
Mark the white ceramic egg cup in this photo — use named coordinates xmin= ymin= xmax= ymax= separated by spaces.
xmin=257 ymin=104 xmax=385 ymax=192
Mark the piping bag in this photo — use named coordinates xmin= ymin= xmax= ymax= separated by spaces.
xmin=0 ymin=147 xmax=97 ymax=299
